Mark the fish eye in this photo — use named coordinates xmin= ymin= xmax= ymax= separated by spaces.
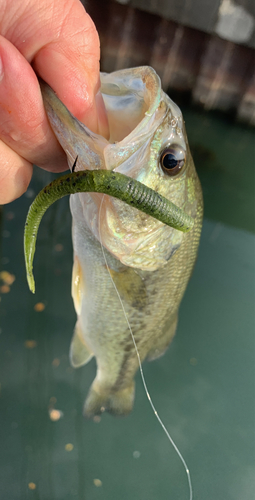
xmin=160 ymin=144 xmax=186 ymax=176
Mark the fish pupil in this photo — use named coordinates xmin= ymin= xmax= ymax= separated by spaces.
xmin=160 ymin=144 xmax=186 ymax=176
xmin=163 ymin=154 xmax=178 ymax=170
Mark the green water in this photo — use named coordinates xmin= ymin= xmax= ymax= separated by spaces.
xmin=0 ymin=109 xmax=254 ymax=500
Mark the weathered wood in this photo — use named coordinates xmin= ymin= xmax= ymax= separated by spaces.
xmin=85 ymin=0 xmax=255 ymax=124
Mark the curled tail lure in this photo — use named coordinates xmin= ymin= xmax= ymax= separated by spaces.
xmin=24 ymin=168 xmax=194 ymax=293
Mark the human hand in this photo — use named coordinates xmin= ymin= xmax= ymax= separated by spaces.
xmin=0 ymin=0 xmax=109 ymax=204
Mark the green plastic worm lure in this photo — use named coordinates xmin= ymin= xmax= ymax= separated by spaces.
xmin=24 ymin=67 xmax=203 ymax=418
xmin=24 ymin=167 xmax=194 ymax=293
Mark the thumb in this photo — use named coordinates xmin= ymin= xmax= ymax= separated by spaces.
xmin=3 ymin=0 xmax=109 ymax=137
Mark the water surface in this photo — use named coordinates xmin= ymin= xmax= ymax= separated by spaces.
xmin=0 ymin=108 xmax=254 ymax=500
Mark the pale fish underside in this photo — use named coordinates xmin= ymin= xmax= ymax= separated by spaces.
xmin=43 ymin=67 xmax=203 ymax=417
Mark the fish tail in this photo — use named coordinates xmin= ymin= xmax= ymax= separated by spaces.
xmin=83 ymin=380 xmax=135 ymax=418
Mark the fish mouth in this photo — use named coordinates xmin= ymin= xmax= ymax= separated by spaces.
xmin=40 ymin=71 xmax=166 ymax=173
xmin=100 ymin=66 xmax=162 ymax=144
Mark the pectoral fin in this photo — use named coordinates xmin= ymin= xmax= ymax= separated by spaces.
xmin=70 ymin=320 xmax=94 ymax=368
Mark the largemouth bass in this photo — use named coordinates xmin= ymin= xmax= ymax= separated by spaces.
xmin=38 ymin=67 xmax=203 ymax=418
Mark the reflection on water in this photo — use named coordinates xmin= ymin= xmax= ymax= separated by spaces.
xmin=0 ymin=108 xmax=254 ymax=500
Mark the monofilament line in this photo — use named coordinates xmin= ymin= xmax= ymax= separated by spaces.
xmin=98 ymin=196 xmax=192 ymax=500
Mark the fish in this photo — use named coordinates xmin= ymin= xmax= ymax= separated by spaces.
xmin=40 ymin=66 xmax=203 ymax=418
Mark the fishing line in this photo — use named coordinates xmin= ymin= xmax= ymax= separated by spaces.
xmin=98 ymin=195 xmax=192 ymax=500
